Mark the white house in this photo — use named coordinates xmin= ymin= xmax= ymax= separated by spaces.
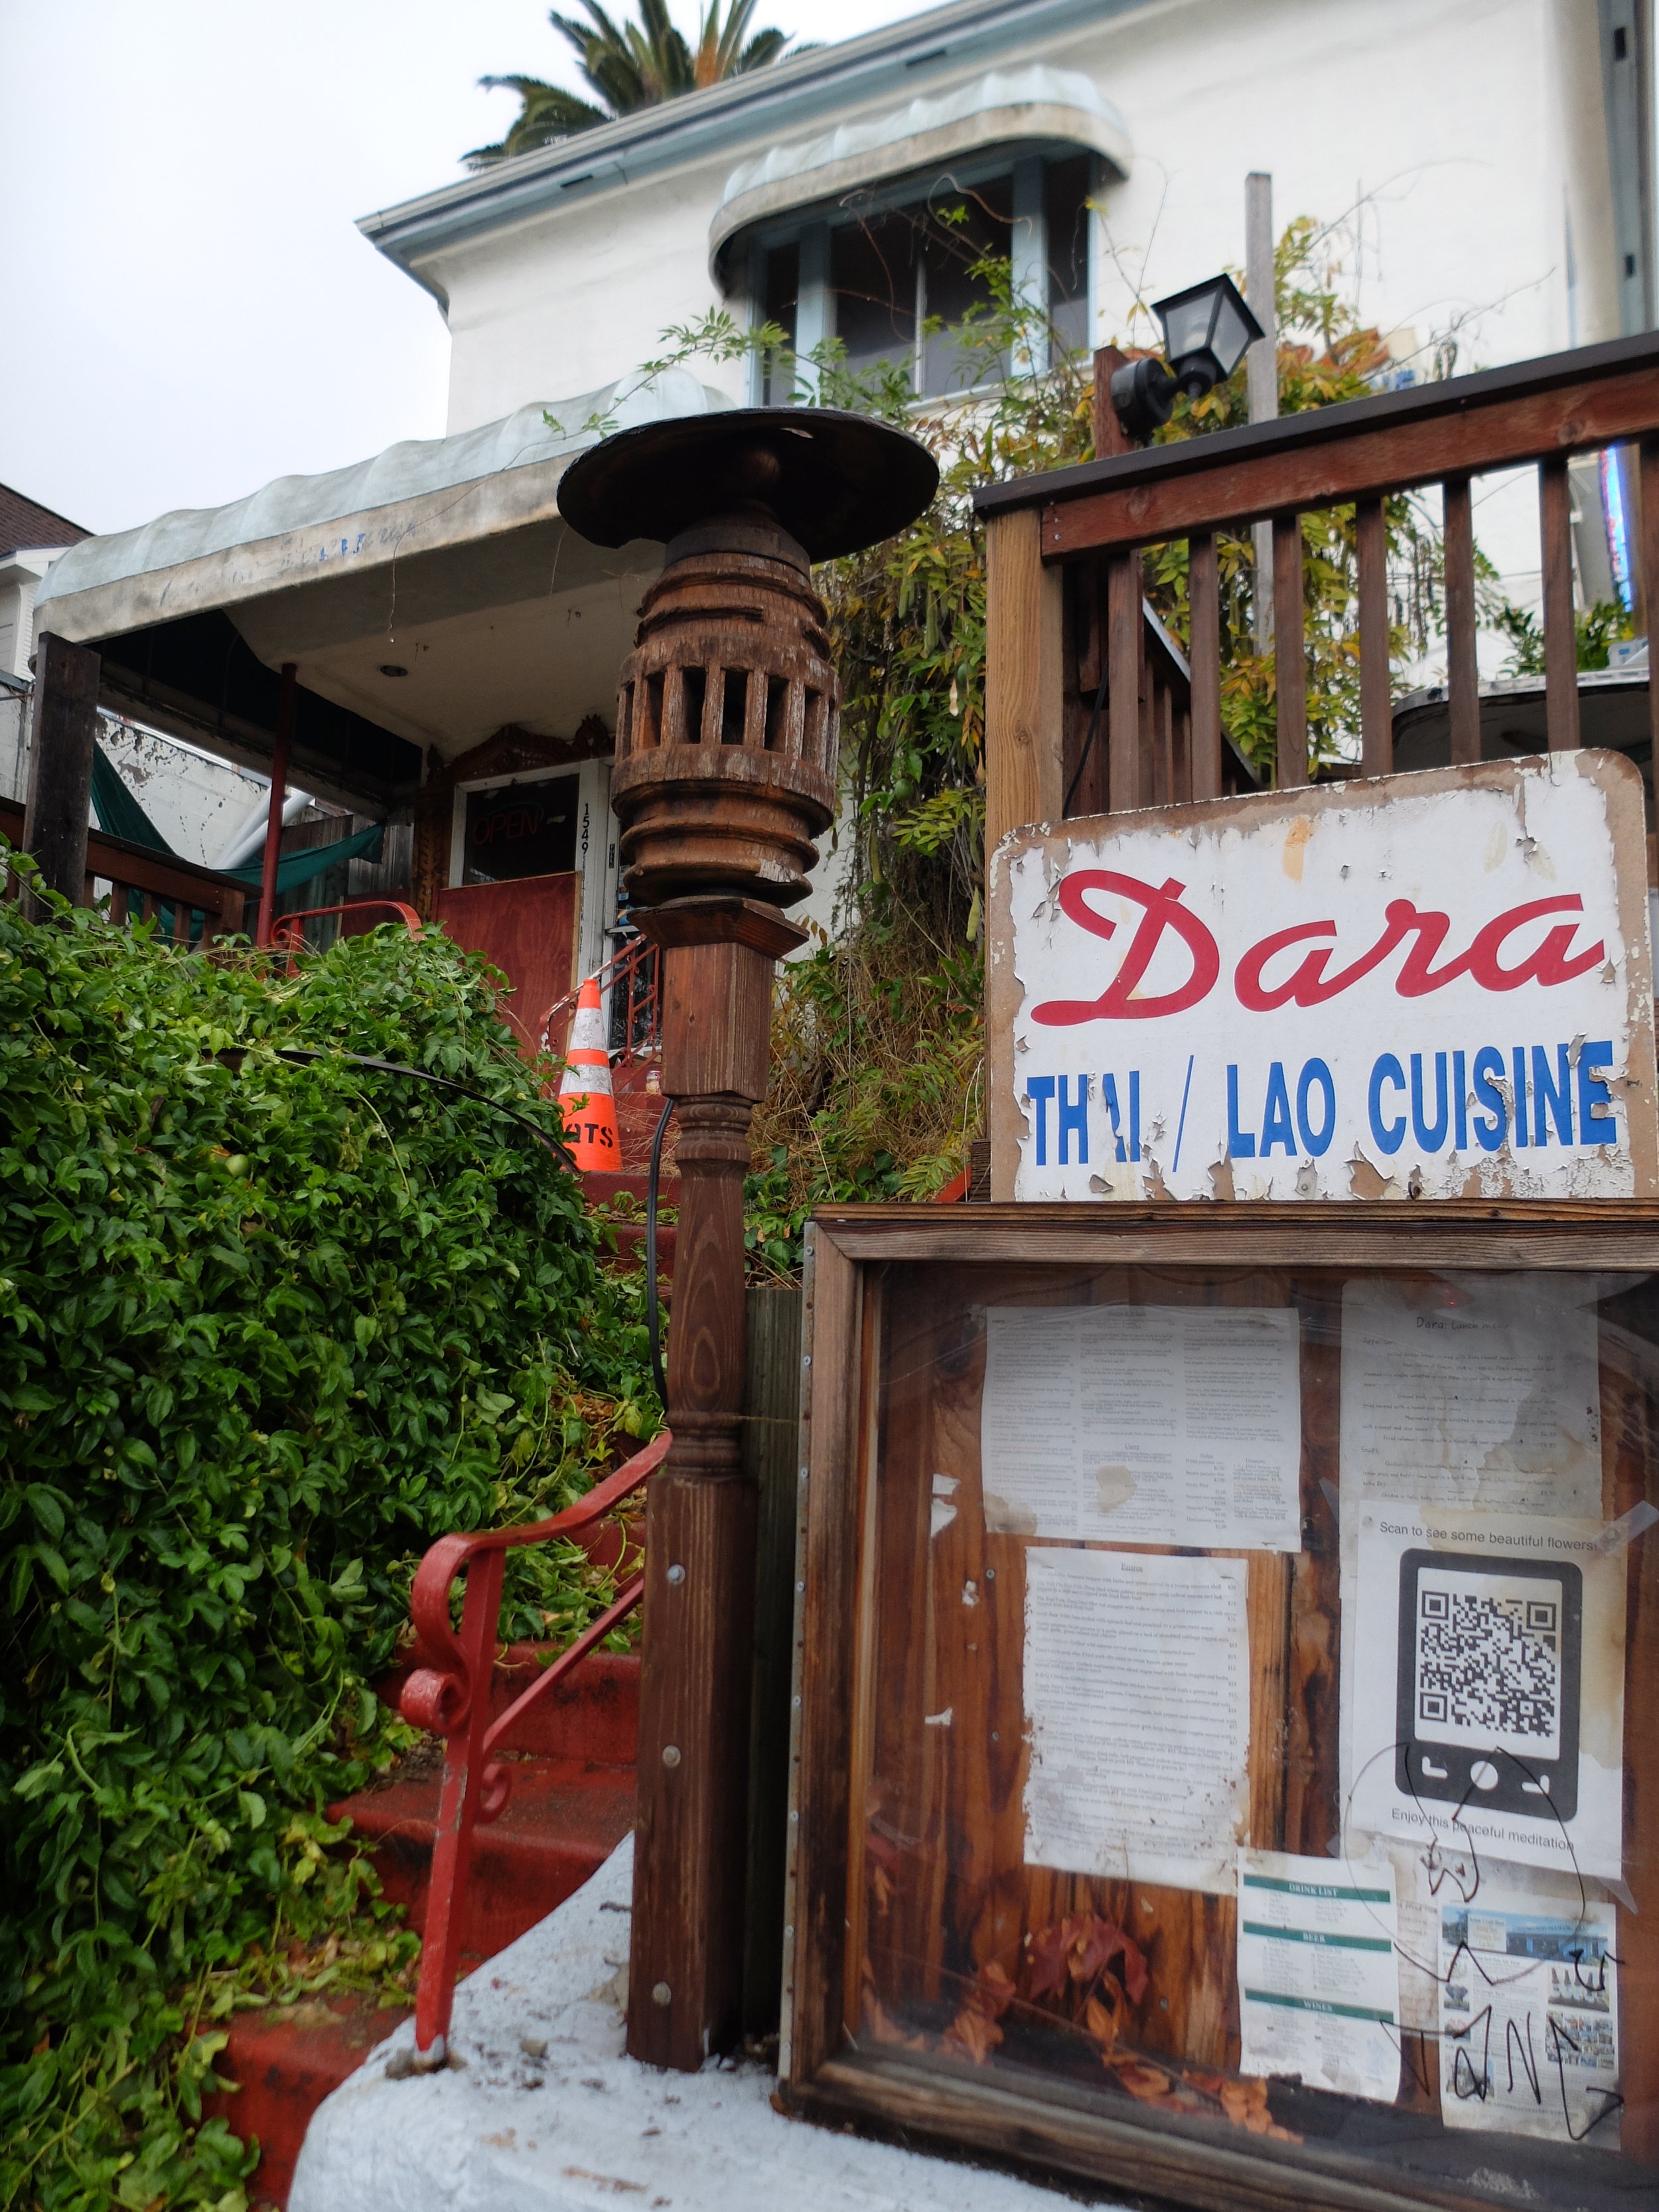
xmin=26 ymin=0 xmax=1656 ymax=999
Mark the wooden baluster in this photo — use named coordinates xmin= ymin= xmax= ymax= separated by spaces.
xmin=1539 ymin=456 xmax=1581 ymax=751
xmin=983 ymin=509 xmax=1063 ymax=853
xmin=1188 ymin=533 xmax=1222 ymax=800
xmin=1091 ymin=346 xmax=1133 ymax=459
xmin=1640 ymin=440 xmax=1659 ymax=774
xmin=1106 ymin=548 xmax=1141 ymax=813
xmin=1173 ymin=698 xmax=1191 ymax=806
xmin=109 ymin=883 xmax=129 ymax=926
xmin=1356 ymin=498 xmax=1392 ymax=776
xmin=1443 ymin=475 xmax=1481 ymax=764
xmin=1273 ymin=515 xmax=1307 ymax=788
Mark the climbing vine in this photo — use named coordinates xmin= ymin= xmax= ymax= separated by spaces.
xmin=0 ymin=877 xmax=656 ymax=2211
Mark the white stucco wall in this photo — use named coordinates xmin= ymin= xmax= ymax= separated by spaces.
xmin=422 ymin=0 xmax=1624 ymax=441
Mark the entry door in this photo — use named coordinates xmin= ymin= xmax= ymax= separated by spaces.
xmin=433 ymin=873 xmax=579 ymax=1057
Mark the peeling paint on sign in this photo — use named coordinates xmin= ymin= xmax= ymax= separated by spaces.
xmin=986 ymin=755 xmax=1658 ymax=1203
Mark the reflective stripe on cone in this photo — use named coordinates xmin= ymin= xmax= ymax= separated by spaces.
xmin=558 ymin=975 xmax=619 ymax=1169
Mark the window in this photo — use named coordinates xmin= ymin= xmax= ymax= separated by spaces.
xmin=1045 ymin=155 xmax=1092 ymax=359
xmin=750 ymin=152 xmax=1094 ymax=404
xmin=758 ymin=239 xmax=799 ymax=406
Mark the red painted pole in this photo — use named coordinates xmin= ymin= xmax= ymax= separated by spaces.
xmin=255 ymin=662 xmax=297 ymax=948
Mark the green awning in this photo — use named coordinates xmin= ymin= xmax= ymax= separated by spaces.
xmin=92 ymin=743 xmax=384 ymax=897
xmin=224 ymin=822 xmax=385 ymax=894
xmin=91 ymin=745 xmax=171 ymax=853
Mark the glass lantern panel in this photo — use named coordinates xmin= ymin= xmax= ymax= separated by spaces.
xmin=1208 ymin=288 xmax=1254 ymax=376
xmin=1161 ymin=289 xmax=1219 ymax=362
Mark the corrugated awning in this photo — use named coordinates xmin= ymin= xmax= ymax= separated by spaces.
xmin=30 ymin=372 xmax=734 ymax=798
xmin=709 ymin=65 xmax=1130 ymax=273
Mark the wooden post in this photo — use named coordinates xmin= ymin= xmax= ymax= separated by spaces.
xmin=1188 ymin=533 xmax=1222 ymax=801
xmin=255 ymin=661 xmax=298 ymax=948
xmin=1273 ymin=516 xmax=1307 ymax=788
xmin=1105 ymin=549 xmax=1143 ymax=814
xmin=1641 ymin=440 xmax=1659 ymax=773
xmin=1539 ymin=457 xmax=1581 ymax=751
xmin=1356 ymin=497 xmax=1392 ymax=776
xmin=22 ymin=632 xmax=100 ymax=913
xmin=741 ymin=1282 xmax=804 ymax=2033
xmin=628 ymin=909 xmax=798 ymax=2069
xmin=1246 ymin=172 xmax=1279 ymax=654
xmin=1090 ymin=346 xmax=1132 ymax=459
xmin=1443 ymin=476 xmax=1480 ymax=764
xmin=983 ymin=508 xmax=1063 ymax=859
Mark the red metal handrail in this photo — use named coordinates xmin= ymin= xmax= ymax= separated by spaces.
xmin=397 ymin=1428 xmax=670 ymax=2058
xmin=269 ymin=899 xmax=422 ymax=953
xmin=540 ymin=934 xmax=662 ymax=1065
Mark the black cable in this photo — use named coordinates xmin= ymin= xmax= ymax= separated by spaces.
xmin=269 ymin=1047 xmax=579 ymax=1171
xmin=1062 ymin=656 xmax=1112 ymax=819
xmin=646 ymin=1092 xmax=676 ymax=1410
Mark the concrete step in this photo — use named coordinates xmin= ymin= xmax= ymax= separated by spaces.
xmin=206 ymin=1650 xmax=640 ymax=2207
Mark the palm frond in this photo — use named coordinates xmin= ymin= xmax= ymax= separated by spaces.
xmin=470 ymin=0 xmax=796 ymax=168
xmin=465 ymin=74 xmax=609 ymax=167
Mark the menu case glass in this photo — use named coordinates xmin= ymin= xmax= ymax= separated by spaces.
xmin=786 ymin=1228 xmax=1659 ymax=2211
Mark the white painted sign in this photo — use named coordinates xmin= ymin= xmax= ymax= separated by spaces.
xmin=987 ymin=755 xmax=1656 ymax=1202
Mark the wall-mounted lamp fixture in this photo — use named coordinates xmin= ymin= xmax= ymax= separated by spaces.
xmin=1111 ymin=273 xmax=1264 ymax=442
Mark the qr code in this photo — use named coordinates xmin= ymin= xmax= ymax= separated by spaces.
xmin=1417 ymin=1588 xmax=1560 ymax=1740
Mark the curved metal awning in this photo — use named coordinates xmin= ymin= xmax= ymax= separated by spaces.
xmin=33 ymin=371 xmax=733 ymax=806
xmin=709 ymin=64 xmax=1130 ymax=274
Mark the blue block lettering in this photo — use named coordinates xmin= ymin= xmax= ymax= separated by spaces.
xmin=1369 ymin=1053 xmax=1407 ymax=1155
xmin=1026 ymin=1076 xmax=1055 ymax=1166
xmin=1261 ymin=1062 xmax=1296 ymax=1155
xmin=1102 ymin=1074 xmax=1127 ymax=1161
xmin=1453 ymin=1049 xmax=1468 ymax=1151
xmin=1532 ymin=1043 xmax=1573 ymax=1145
xmin=1577 ymin=1040 xmax=1616 ymax=1142
xmin=1512 ymin=1046 xmax=1530 ymax=1147
xmin=1296 ymin=1059 xmax=1336 ymax=1156
xmin=1471 ymin=1046 xmax=1507 ymax=1152
xmin=1227 ymin=1065 xmax=1256 ymax=1158
xmin=1057 ymin=1073 xmax=1089 ymax=1165
xmin=1411 ymin=1051 xmax=1449 ymax=1150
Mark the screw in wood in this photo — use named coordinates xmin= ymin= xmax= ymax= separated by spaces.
xmin=652 ymin=1982 xmax=672 ymax=2006
xmin=666 ymin=1563 xmax=685 ymax=1584
xmin=662 ymin=1745 xmax=682 ymax=1767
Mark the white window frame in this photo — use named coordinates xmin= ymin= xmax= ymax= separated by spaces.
xmin=742 ymin=147 xmax=1101 ymax=406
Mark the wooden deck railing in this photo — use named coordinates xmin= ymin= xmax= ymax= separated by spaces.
xmin=1 ymin=794 xmax=248 ymax=940
xmin=975 ymin=330 xmax=1659 ymax=846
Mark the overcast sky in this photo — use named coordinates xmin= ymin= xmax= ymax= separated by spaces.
xmin=1 ymin=0 xmax=926 ymax=538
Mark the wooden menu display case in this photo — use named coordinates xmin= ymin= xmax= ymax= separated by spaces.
xmin=779 ymin=1204 xmax=1659 ymax=2212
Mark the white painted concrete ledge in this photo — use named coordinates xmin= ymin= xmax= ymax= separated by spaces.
xmin=290 ymin=1836 xmax=1126 ymax=2212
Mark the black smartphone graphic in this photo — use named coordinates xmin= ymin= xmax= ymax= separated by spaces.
xmin=1396 ymin=1549 xmax=1581 ymax=1822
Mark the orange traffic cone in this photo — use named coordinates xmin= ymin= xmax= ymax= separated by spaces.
xmin=558 ymin=976 xmax=620 ymax=1169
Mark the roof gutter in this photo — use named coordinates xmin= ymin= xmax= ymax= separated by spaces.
xmin=357 ymin=0 xmax=1147 ymax=284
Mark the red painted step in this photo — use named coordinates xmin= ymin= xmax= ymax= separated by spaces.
xmin=204 ymin=1650 xmax=639 ymax=2207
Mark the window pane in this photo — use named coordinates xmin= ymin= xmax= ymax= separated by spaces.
xmin=760 ymin=241 xmax=799 ymax=406
xmin=831 ymin=215 xmax=918 ymax=382
xmin=918 ymin=177 xmax=1012 ymax=397
xmin=1046 ymin=153 xmax=1092 ymax=358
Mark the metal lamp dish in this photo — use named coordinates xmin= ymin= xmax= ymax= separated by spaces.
xmin=558 ymin=408 xmax=937 ymax=910
xmin=557 ymin=406 xmax=938 ymax=565
xmin=1110 ymin=272 xmax=1265 ymax=442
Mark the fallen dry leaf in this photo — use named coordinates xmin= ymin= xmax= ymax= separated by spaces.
xmin=1110 ymin=2057 xmax=1173 ymax=2101
xmin=942 ymin=2007 xmax=1004 ymax=2065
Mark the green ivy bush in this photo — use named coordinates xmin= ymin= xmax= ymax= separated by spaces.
xmin=0 ymin=878 xmax=655 ymax=2210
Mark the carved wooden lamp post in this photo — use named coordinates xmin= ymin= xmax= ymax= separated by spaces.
xmin=559 ymin=409 xmax=936 ymax=2068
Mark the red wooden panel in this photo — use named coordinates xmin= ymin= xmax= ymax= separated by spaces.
xmin=434 ymin=871 xmax=580 ymax=1057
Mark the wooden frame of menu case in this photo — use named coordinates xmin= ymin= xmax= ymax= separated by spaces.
xmin=776 ymin=1201 xmax=1659 ymax=2212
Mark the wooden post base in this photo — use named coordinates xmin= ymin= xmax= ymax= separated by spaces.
xmin=628 ymin=1461 xmax=758 ymax=2066
xmin=626 ymin=1056 xmax=763 ymax=2069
